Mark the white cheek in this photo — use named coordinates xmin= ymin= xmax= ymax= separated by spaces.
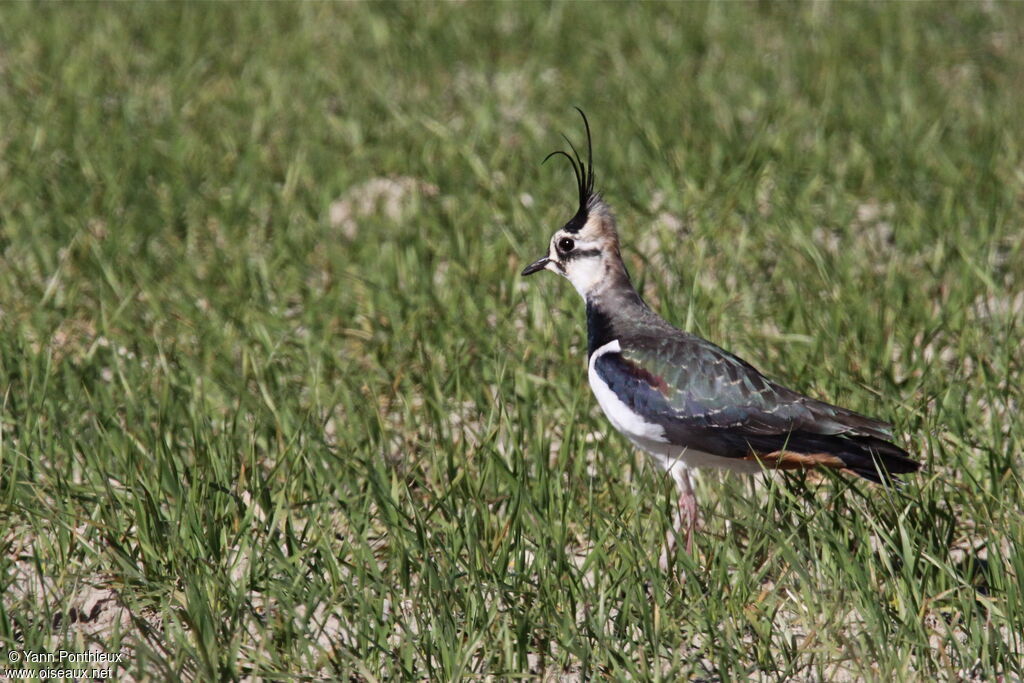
xmin=564 ymin=257 xmax=605 ymax=298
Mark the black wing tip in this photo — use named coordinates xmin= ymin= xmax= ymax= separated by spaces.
xmin=847 ymin=441 xmax=922 ymax=484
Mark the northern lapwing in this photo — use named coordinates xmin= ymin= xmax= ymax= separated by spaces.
xmin=521 ymin=110 xmax=920 ymax=564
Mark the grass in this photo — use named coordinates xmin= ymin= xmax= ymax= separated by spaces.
xmin=1 ymin=3 xmax=1022 ymax=679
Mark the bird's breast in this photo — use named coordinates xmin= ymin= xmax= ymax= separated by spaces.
xmin=587 ymin=340 xmax=669 ymax=445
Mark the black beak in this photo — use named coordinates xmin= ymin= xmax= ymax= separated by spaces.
xmin=521 ymin=257 xmax=550 ymax=276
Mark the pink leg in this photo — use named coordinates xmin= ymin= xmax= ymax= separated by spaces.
xmin=677 ymin=471 xmax=698 ymax=554
xmin=659 ymin=466 xmax=700 ymax=569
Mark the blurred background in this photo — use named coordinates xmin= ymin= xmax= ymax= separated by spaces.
xmin=1 ymin=3 xmax=1022 ymax=679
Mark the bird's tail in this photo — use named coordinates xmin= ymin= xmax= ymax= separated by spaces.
xmin=746 ymin=432 xmax=920 ymax=484
xmin=833 ymin=435 xmax=920 ymax=483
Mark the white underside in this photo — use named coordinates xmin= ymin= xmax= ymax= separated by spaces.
xmin=588 ymin=340 xmax=763 ymax=476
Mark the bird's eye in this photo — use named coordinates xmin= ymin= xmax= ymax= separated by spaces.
xmin=558 ymin=237 xmax=575 ymax=252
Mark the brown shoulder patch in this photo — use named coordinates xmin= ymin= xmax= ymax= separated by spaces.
xmin=622 ymin=358 xmax=671 ymax=396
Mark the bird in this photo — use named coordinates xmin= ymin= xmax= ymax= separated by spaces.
xmin=520 ymin=109 xmax=920 ymax=565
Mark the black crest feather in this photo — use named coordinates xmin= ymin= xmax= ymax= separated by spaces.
xmin=543 ymin=107 xmax=596 ymax=233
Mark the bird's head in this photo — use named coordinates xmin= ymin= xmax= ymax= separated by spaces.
xmin=521 ymin=109 xmax=626 ymax=299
